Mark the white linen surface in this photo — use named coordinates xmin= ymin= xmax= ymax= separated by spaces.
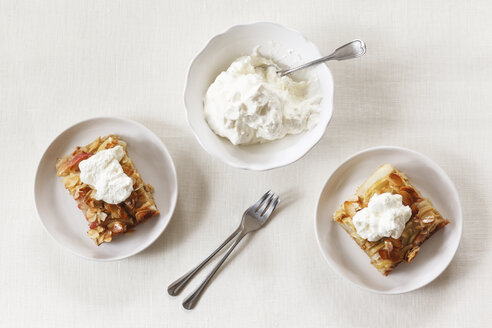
xmin=1 ymin=0 xmax=490 ymax=327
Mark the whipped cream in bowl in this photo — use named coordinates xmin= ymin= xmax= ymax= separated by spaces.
xmin=203 ymin=48 xmax=322 ymax=146
xmin=184 ymin=22 xmax=334 ymax=170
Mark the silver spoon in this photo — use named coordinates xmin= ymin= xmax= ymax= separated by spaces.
xmin=275 ymin=39 xmax=366 ymax=76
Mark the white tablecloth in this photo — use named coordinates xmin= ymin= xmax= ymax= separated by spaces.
xmin=1 ymin=1 xmax=491 ymax=327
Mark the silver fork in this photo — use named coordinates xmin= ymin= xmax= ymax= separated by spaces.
xmin=167 ymin=191 xmax=279 ymax=310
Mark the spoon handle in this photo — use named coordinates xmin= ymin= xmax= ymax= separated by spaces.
xmin=279 ymin=39 xmax=366 ymax=76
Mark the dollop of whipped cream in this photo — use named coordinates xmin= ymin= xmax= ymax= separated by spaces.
xmin=79 ymin=145 xmax=133 ymax=204
xmin=203 ymin=49 xmax=322 ymax=145
xmin=352 ymin=193 xmax=412 ymax=242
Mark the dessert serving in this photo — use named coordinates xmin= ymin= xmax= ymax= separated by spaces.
xmin=333 ymin=164 xmax=450 ymax=276
xmin=203 ymin=47 xmax=322 ymax=145
xmin=56 ymin=135 xmax=159 ymax=245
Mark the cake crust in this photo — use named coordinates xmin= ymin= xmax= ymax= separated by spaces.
xmin=56 ymin=135 xmax=159 ymax=245
xmin=333 ymin=164 xmax=449 ymax=276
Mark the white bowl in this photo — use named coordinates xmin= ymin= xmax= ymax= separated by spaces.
xmin=315 ymin=146 xmax=462 ymax=293
xmin=184 ymin=22 xmax=334 ymax=170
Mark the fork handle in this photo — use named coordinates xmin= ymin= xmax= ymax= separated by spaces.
xmin=167 ymin=227 xmax=241 ymax=296
xmin=182 ymin=231 xmax=247 ymax=310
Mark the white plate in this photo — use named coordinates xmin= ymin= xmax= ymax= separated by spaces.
xmin=34 ymin=117 xmax=178 ymax=261
xmin=315 ymin=146 xmax=462 ymax=293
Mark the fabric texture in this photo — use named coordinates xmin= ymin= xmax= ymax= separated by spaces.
xmin=0 ymin=0 xmax=490 ymax=327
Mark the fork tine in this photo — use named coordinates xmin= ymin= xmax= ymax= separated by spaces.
xmin=252 ymin=190 xmax=271 ymax=211
xmin=257 ymin=192 xmax=275 ymax=214
xmin=262 ymin=195 xmax=279 ymax=218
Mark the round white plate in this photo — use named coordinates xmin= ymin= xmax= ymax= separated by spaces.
xmin=315 ymin=146 xmax=462 ymax=293
xmin=35 ymin=117 xmax=178 ymax=261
